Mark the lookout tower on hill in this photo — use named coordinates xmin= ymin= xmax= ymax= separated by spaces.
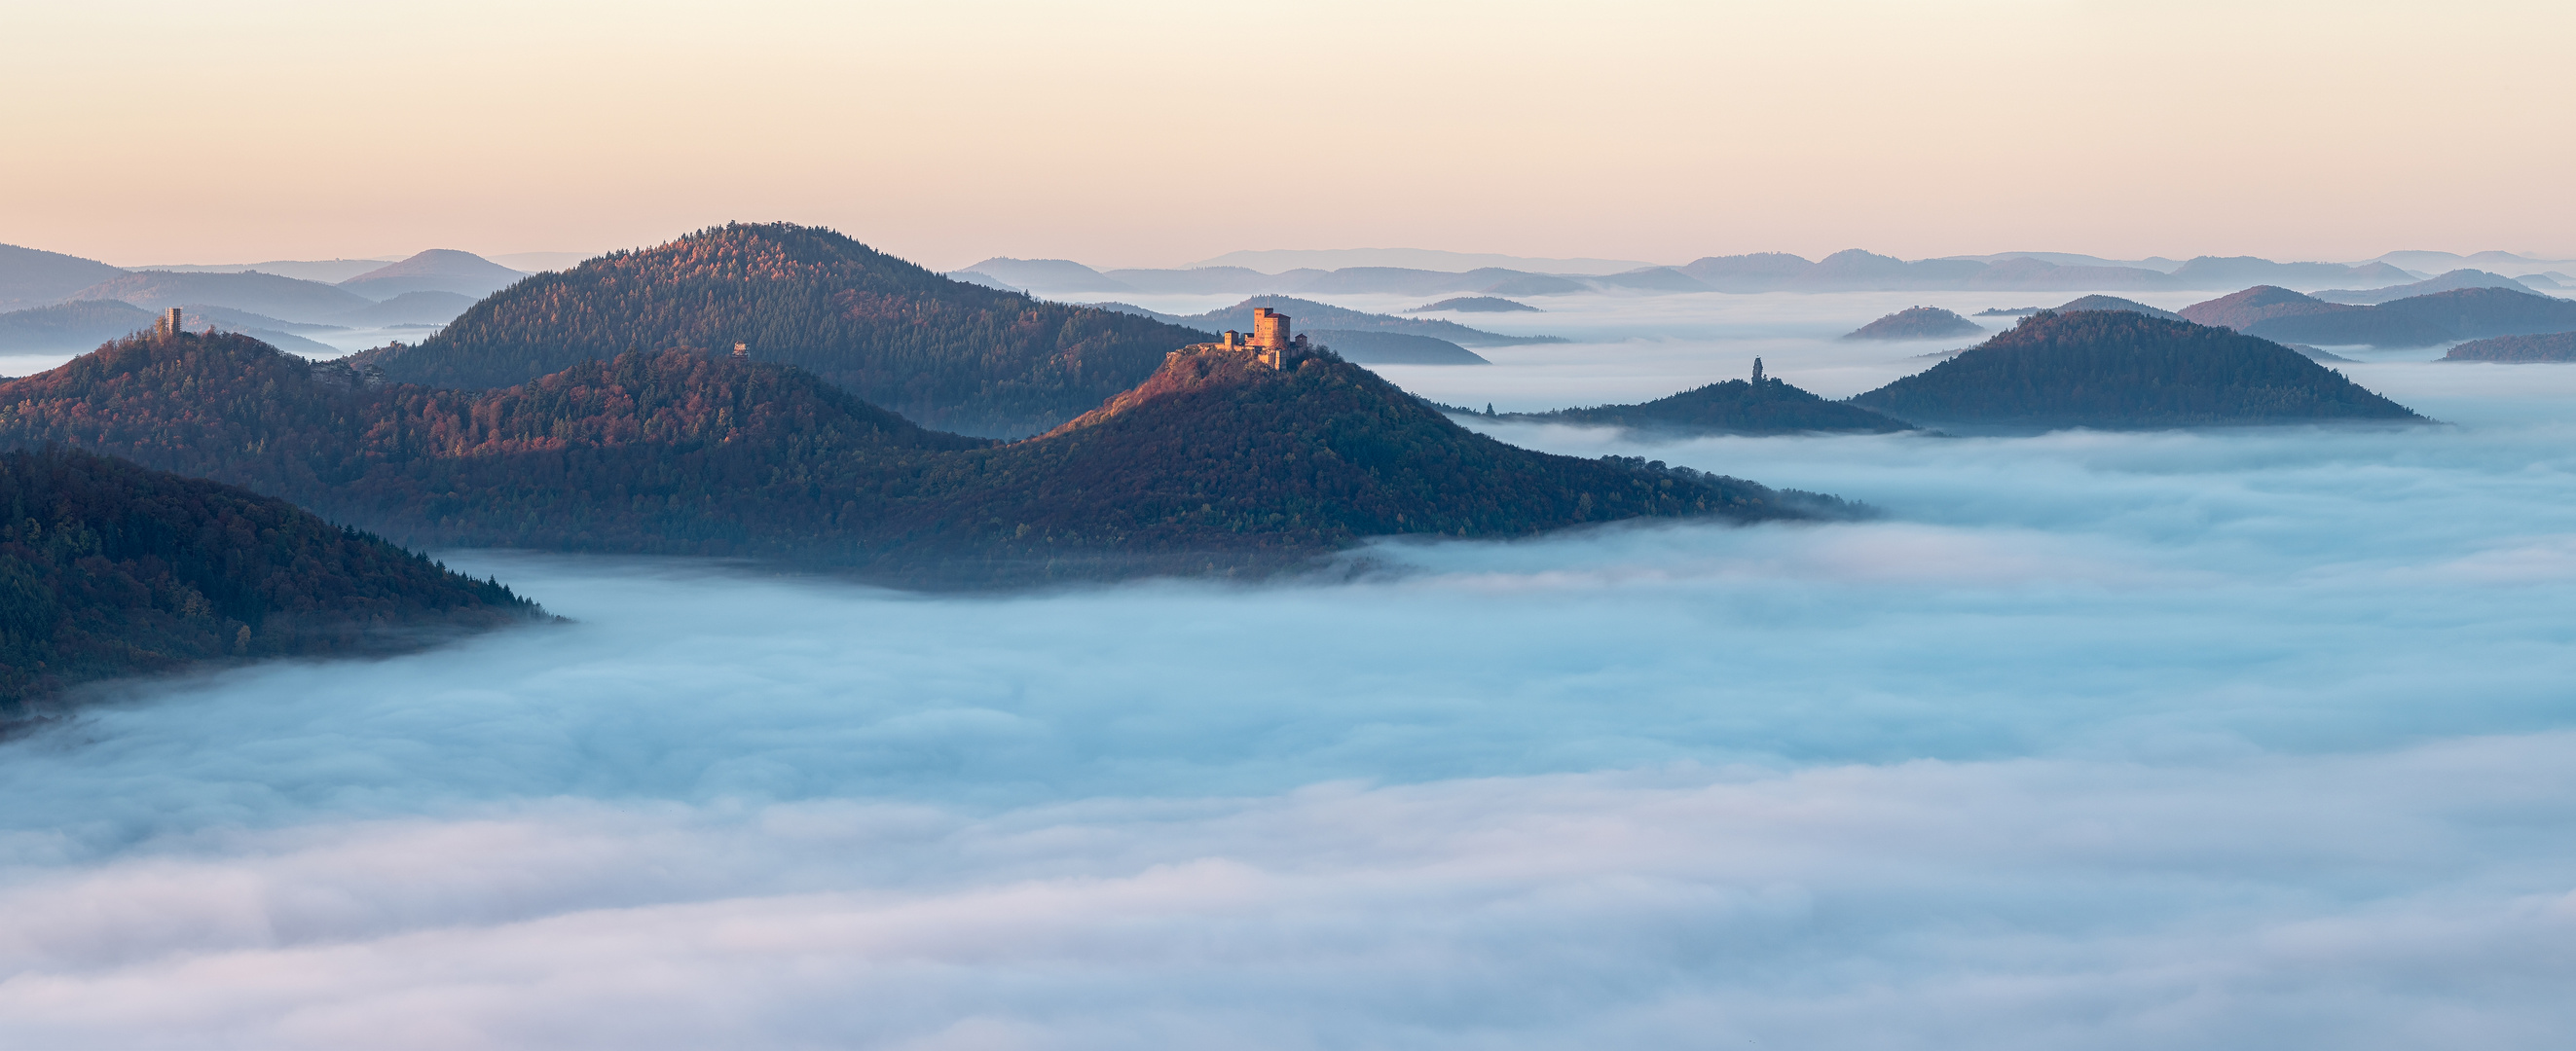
xmin=1197 ymin=307 xmax=1297 ymax=369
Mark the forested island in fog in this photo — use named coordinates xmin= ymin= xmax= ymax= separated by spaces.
xmin=0 ymin=448 xmax=539 ymax=708
xmin=1849 ymin=310 xmax=2426 ymax=429
xmin=0 ymin=331 xmax=1834 ymax=586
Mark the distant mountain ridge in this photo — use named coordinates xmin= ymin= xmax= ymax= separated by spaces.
xmin=2441 ymin=333 xmax=2576 ymax=362
xmin=68 ymin=271 xmax=375 ymax=323
xmin=139 ymin=259 xmax=398 ymax=283
xmin=337 ymin=249 xmax=528 ymax=299
xmin=2181 ymin=285 xmax=2576 ymax=347
xmin=2311 ymin=269 xmax=2542 ymax=305
xmin=1409 ymin=297 xmax=1539 ymax=313
xmin=0 ymin=244 xmax=129 ymax=309
xmin=0 ymin=300 xmax=338 ymax=356
xmin=957 ymin=251 xmax=2431 ymax=299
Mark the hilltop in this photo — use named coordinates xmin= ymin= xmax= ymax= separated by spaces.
xmin=70 ymin=270 xmax=374 ymax=323
xmin=2182 ymin=285 xmax=2576 ymax=347
xmin=0 ymin=244 xmax=128 ymax=309
xmin=2312 ymin=269 xmax=2539 ymax=305
xmin=346 ymin=223 xmax=1215 ymax=437
xmin=1500 ymin=362 xmax=1913 ymax=436
xmin=337 ymin=249 xmax=528 ymax=300
xmin=2441 ymin=332 xmax=2576 ymax=362
xmin=0 ymin=332 xmax=1824 ymax=585
xmin=2049 ymin=295 xmax=2184 ymax=321
xmin=1848 ymin=310 xmax=2426 ymax=429
xmin=0 ymin=447 xmax=539 ymax=709
xmin=1409 ymin=296 xmax=1540 ymax=313
xmin=1843 ymin=306 xmax=1982 ymax=340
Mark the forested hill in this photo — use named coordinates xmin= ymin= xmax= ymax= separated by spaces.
xmin=0 ymin=331 xmax=984 ymax=520
xmin=1848 ymin=310 xmax=2426 ymax=429
xmin=1499 ymin=371 xmax=1914 ymax=435
xmin=1 ymin=447 xmax=539 ymax=708
xmin=901 ymin=345 xmax=1817 ymax=578
xmin=346 ymin=223 xmax=1214 ymax=437
xmin=1 ymin=333 xmax=1829 ymax=585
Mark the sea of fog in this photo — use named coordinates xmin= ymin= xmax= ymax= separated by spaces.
xmin=4 ymin=290 xmax=2574 ymax=1048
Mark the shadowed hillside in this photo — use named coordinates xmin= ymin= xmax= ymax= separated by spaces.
xmin=2441 ymin=332 xmax=2576 ymax=362
xmin=1849 ymin=310 xmax=2426 ymax=429
xmin=70 ymin=270 xmax=374 ymax=323
xmin=0 ymin=447 xmax=540 ymax=708
xmin=1 ymin=332 xmax=1826 ymax=585
xmin=1500 ymin=362 xmax=1913 ymax=436
xmin=0 ymin=244 xmax=128 ymax=308
xmin=346 ymin=223 xmax=1216 ymax=437
xmin=1843 ymin=307 xmax=1982 ymax=340
xmin=2181 ymin=285 xmax=2576 ymax=347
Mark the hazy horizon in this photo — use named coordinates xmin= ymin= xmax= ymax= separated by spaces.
xmin=6 ymin=2 xmax=2571 ymax=269
xmin=39 ymin=239 xmax=2576 ymax=282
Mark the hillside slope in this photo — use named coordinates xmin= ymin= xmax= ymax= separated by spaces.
xmin=1849 ymin=310 xmax=2426 ymax=429
xmin=2182 ymin=285 xmax=2576 ymax=347
xmin=1844 ymin=307 xmax=1982 ymax=340
xmin=1 ymin=333 xmax=1822 ymax=584
xmin=0 ymin=300 xmax=159 ymax=353
xmin=0 ymin=447 xmax=539 ymax=707
xmin=2441 ymin=332 xmax=2576 ymax=362
xmin=72 ymin=270 xmax=375 ymax=323
xmin=0 ymin=244 xmax=129 ymax=309
xmin=346 ymin=223 xmax=1213 ymax=437
xmin=1503 ymin=366 xmax=1914 ymax=435
xmin=338 ymin=249 xmax=528 ymax=300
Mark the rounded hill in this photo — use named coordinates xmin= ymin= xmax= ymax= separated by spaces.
xmin=1843 ymin=307 xmax=1983 ymax=341
xmin=1848 ymin=310 xmax=2427 ymax=429
xmin=346 ymin=223 xmax=1216 ymax=438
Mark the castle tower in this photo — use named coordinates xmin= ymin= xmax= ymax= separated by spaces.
xmin=1251 ymin=308 xmax=1289 ymax=351
xmin=159 ymin=307 xmax=183 ymax=338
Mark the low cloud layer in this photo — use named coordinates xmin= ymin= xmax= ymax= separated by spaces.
xmin=3 ymin=742 xmax=2574 ymax=1049
xmin=4 ymin=302 xmax=2576 ymax=1046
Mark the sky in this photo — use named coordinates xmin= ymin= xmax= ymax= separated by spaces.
xmin=3 ymin=0 xmax=2571 ymax=270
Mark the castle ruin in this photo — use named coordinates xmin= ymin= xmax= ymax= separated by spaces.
xmin=1180 ymin=306 xmax=1302 ymax=369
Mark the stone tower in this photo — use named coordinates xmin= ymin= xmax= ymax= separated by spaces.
xmin=1251 ymin=307 xmax=1290 ymax=351
xmin=157 ymin=308 xmax=184 ymax=338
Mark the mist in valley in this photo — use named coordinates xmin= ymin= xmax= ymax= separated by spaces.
xmin=5 ymin=291 xmax=2574 ymax=1045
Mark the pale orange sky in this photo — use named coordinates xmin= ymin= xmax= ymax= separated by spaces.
xmin=2 ymin=0 xmax=2568 ymax=270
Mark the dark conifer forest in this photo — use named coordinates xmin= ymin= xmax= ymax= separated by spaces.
xmin=347 ymin=223 xmax=1215 ymax=437
xmin=0 ymin=447 xmax=539 ymax=707
xmin=1849 ymin=310 xmax=2426 ymax=428
xmin=0 ymin=333 xmax=1822 ymax=585
xmin=1505 ymin=368 xmax=1914 ymax=435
